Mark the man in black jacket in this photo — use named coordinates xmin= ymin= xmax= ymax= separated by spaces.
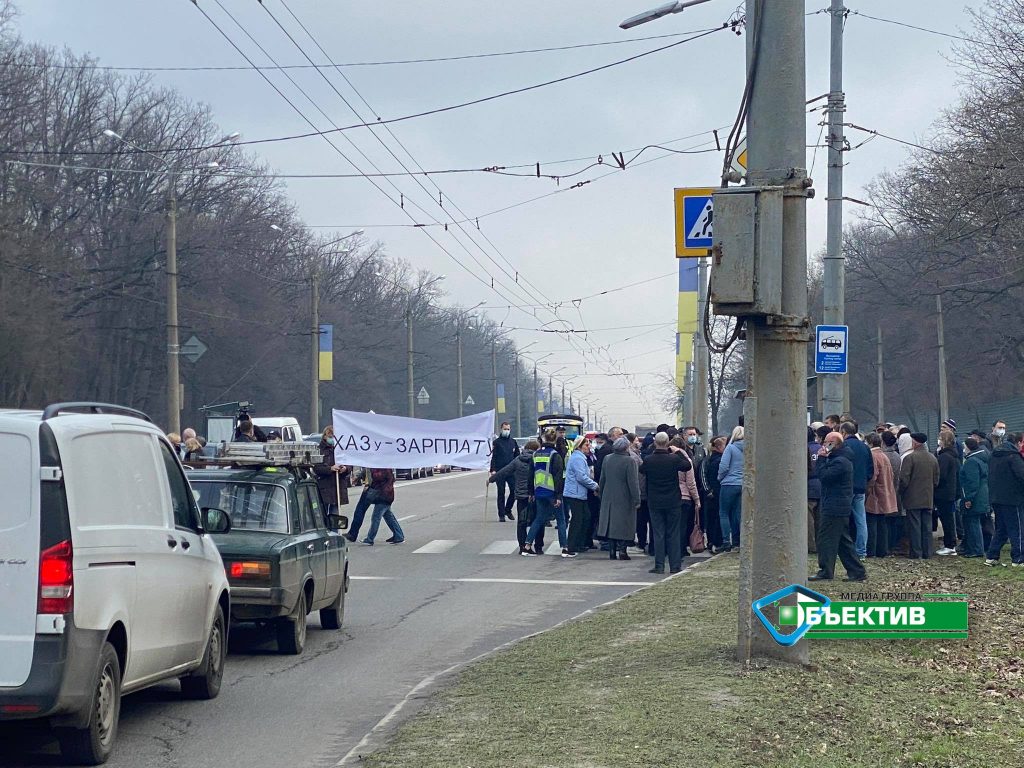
xmin=810 ymin=433 xmax=867 ymax=582
xmin=985 ymin=432 xmax=1024 ymax=566
xmin=489 ymin=421 xmax=520 ymax=522
xmin=639 ymin=432 xmax=691 ymax=574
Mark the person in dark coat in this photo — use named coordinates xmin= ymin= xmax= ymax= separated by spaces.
xmin=985 ymin=432 xmax=1024 ymax=566
xmin=639 ymin=432 xmax=690 ymax=573
xmin=959 ymin=437 xmax=990 ymax=558
xmin=489 ymin=421 xmax=520 ymax=522
xmin=934 ymin=430 xmax=961 ymax=556
xmin=597 ymin=437 xmax=641 ymax=561
xmin=807 ymin=426 xmax=823 ymax=555
xmin=810 ymin=433 xmax=867 ymax=582
xmin=361 ymin=468 xmax=404 ymax=545
xmin=698 ymin=436 xmax=725 ymax=551
xmin=899 ymin=432 xmax=940 ymax=559
xmin=524 ymin=430 xmax=569 ymax=557
xmin=490 ymin=440 xmax=542 ymax=554
xmin=313 ymin=425 xmax=350 ymax=518
xmin=840 ymin=422 xmax=873 ymax=560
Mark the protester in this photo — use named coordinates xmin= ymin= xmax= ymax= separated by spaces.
xmin=810 ymin=432 xmax=867 ymax=582
xmin=959 ymin=437 xmax=990 ymax=558
xmin=984 ymin=431 xmax=1024 ymax=567
xmin=490 ymin=439 xmax=543 ymax=556
xmin=683 ymin=426 xmax=706 ymax=463
xmin=934 ymin=430 xmax=962 ymax=556
xmin=807 ymin=426 xmax=823 ymax=555
xmin=640 ymin=432 xmax=689 ymax=573
xmin=361 ymin=468 xmax=405 ymax=545
xmin=313 ymin=425 xmax=349 ymax=517
xmin=698 ymin=436 xmax=725 ymax=553
xmin=717 ymin=426 xmax=745 ymax=551
xmin=864 ymin=432 xmax=897 ymax=557
xmin=182 ymin=437 xmax=204 ymax=462
xmin=880 ymin=430 xmax=905 ymax=555
xmin=669 ymin=436 xmax=701 ymax=557
xmin=524 ymin=429 xmax=570 ymax=558
xmin=167 ymin=432 xmax=182 ymax=453
xmin=898 ymin=432 xmax=940 ymax=559
xmin=990 ymin=420 xmax=1007 ymax=449
xmin=597 ymin=436 xmax=641 ymax=561
xmin=840 ymin=421 xmax=873 ymax=561
xmin=563 ymin=437 xmax=599 ymax=557
xmin=489 ymin=421 xmax=520 ymax=522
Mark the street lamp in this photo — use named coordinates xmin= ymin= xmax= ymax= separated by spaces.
xmin=619 ymin=0 xmax=712 ymax=29
xmin=453 ymin=301 xmax=486 ymax=417
xmin=102 ymin=127 xmax=239 ymax=433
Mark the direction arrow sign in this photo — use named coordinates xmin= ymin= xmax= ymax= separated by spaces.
xmin=674 ymin=187 xmax=716 ymax=257
xmin=180 ymin=335 xmax=207 ymax=363
xmin=815 ymin=325 xmax=848 ymax=375
xmin=465 ymin=395 xmax=475 ymax=406
xmin=731 ymin=137 xmax=747 ymax=175
xmin=417 ymin=386 xmax=430 ymax=405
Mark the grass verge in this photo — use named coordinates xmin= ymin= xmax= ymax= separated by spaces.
xmin=363 ymin=554 xmax=1024 ymax=768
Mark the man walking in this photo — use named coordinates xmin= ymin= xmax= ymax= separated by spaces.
xmin=524 ymin=429 xmax=570 ymax=557
xmin=984 ymin=432 xmax=1024 ymax=567
xmin=640 ymin=432 xmax=691 ymax=574
xmin=810 ymin=432 xmax=867 ymax=582
xmin=489 ymin=421 xmax=520 ymax=522
xmin=840 ymin=421 xmax=873 ymax=560
xmin=898 ymin=432 xmax=940 ymax=559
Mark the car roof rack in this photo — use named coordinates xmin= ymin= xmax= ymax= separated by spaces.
xmin=41 ymin=402 xmax=153 ymax=423
xmin=184 ymin=441 xmax=321 ymax=469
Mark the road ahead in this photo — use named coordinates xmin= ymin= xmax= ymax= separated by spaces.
xmin=2 ymin=470 xmax=704 ymax=767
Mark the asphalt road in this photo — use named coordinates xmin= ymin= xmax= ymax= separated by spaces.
xmin=2 ymin=470 xmax=703 ymax=767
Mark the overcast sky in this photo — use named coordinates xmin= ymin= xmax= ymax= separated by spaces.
xmin=13 ymin=0 xmax=980 ymax=429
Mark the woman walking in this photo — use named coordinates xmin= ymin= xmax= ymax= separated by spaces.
xmin=597 ymin=437 xmax=641 ymax=560
xmin=717 ymin=426 xmax=745 ymax=551
xmin=361 ymin=468 xmax=405 ymax=545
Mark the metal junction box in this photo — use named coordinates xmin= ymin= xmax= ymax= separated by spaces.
xmin=708 ymin=186 xmax=784 ymax=317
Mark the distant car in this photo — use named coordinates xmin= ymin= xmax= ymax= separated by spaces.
xmin=395 ymin=467 xmax=433 ymax=480
xmin=821 ymin=336 xmax=843 ymax=350
xmin=252 ymin=417 xmax=304 ymax=443
xmin=433 ymin=463 xmax=450 ymax=474
xmin=189 ymin=466 xmax=349 ymax=656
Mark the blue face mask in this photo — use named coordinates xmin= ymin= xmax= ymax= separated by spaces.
xmin=326 ymin=437 xmax=336 ymax=447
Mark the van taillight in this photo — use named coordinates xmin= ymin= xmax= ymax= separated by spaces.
xmin=38 ymin=540 xmax=73 ymax=614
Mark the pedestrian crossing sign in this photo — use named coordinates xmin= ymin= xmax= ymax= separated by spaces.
xmin=674 ymin=187 xmax=716 ymax=257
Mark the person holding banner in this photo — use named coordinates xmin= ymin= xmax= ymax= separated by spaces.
xmin=361 ymin=468 xmax=405 ymax=545
xmin=523 ymin=429 xmax=571 ymax=558
xmin=313 ymin=425 xmax=349 ymax=518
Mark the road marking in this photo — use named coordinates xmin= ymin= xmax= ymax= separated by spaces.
xmin=442 ymin=577 xmax=655 ymax=587
xmin=544 ymin=541 xmax=562 ymax=555
xmin=412 ymin=539 xmax=460 ymax=554
xmin=480 ymin=541 xmax=520 ymax=555
xmin=397 ymin=514 xmax=417 ymax=522
xmin=474 ymin=493 xmax=486 ymax=499
xmin=397 ymin=470 xmax=482 ymax=488
xmin=441 ymin=502 xmax=458 ymax=509
xmin=350 ymin=575 xmax=398 ymax=581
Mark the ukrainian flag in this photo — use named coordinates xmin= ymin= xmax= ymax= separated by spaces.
xmin=496 ymin=383 xmax=506 ymax=414
xmin=676 ymin=261 xmax=699 ymax=387
xmin=318 ymin=323 xmax=333 ymax=381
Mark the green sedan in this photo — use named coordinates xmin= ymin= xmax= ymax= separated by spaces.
xmin=189 ymin=466 xmax=349 ymax=655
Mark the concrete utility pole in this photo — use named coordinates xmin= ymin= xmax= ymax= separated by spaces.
xmin=456 ymin=322 xmax=464 ymax=418
xmin=406 ymin=299 xmax=415 ymax=417
xmin=876 ymin=322 xmax=884 ymax=423
xmin=491 ymin=339 xmax=498 ymax=430
xmin=165 ymin=179 xmax=181 ymax=434
xmin=684 ymin=361 xmax=695 ymax=429
xmin=822 ymin=0 xmax=847 ymax=418
xmin=309 ymin=262 xmax=320 ymax=434
xmin=514 ymin=355 xmax=522 ymax=438
xmin=736 ymin=0 xmax=810 ymax=665
xmin=533 ymin=363 xmax=539 ymax=422
xmin=936 ymin=294 xmax=949 ymax=424
xmin=549 ymin=373 xmax=555 ymax=412
xmin=694 ymin=257 xmax=710 ymax=441
xmin=561 ymin=381 xmax=566 ymax=414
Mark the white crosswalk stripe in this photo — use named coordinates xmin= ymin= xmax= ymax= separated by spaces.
xmin=544 ymin=541 xmax=562 ymax=555
xmin=480 ymin=541 xmax=520 ymax=555
xmin=412 ymin=539 xmax=460 ymax=554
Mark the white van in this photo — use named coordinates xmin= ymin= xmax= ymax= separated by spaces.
xmin=252 ymin=416 xmax=304 ymax=442
xmin=0 ymin=403 xmax=231 ymax=764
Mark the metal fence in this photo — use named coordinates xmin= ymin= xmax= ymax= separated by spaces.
xmin=890 ymin=397 xmax=1024 ymax=436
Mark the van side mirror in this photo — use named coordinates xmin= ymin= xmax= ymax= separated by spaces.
xmin=203 ymin=507 xmax=232 ymax=534
xmin=327 ymin=514 xmax=348 ymax=532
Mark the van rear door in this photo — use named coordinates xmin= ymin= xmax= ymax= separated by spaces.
xmin=0 ymin=427 xmax=40 ymax=688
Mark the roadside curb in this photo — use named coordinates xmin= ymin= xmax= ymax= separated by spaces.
xmin=334 ymin=552 xmax=721 ymax=766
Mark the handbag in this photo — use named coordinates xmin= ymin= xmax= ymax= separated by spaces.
xmin=689 ymin=505 xmax=706 ymax=554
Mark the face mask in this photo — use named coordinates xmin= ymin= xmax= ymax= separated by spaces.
xmin=687 ymin=435 xmax=699 ymax=445
xmin=995 ymin=428 xmax=1006 ymax=437
xmin=594 ymin=442 xmax=605 ymax=450
xmin=500 ymin=429 xmax=510 ymax=438
xmin=824 ymin=444 xmax=834 ymax=453
xmin=326 ymin=437 xmax=336 ymax=447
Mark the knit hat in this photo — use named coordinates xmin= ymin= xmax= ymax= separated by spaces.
xmin=910 ymin=432 xmax=928 ymax=444
xmin=613 ymin=436 xmax=630 ymax=453
xmin=942 ymin=419 xmax=957 ymax=432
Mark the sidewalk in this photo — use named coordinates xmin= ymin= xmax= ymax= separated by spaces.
xmin=362 ymin=554 xmax=1024 ymax=768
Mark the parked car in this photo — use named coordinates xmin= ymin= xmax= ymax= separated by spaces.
xmin=188 ymin=465 xmax=349 ymax=655
xmin=395 ymin=467 xmax=432 ymax=480
xmin=433 ymin=463 xmax=450 ymax=474
xmin=0 ymin=402 xmax=231 ymax=765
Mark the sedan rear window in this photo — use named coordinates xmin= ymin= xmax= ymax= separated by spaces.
xmin=192 ymin=482 xmax=289 ymax=534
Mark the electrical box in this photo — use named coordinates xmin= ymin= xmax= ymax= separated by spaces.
xmin=708 ymin=186 xmax=784 ymax=317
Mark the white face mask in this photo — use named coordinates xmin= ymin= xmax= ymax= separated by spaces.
xmin=500 ymin=429 xmax=510 ymax=438
xmin=687 ymin=435 xmax=699 ymax=445
xmin=995 ymin=428 xmax=1006 ymax=437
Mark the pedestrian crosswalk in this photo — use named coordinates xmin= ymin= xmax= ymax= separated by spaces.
xmin=396 ymin=538 xmax=716 ymax=558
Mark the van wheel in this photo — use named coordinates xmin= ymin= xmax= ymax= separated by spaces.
xmin=180 ymin=606 xmax=226 ymax=700
xmin=276 ymin=591 xmax=307 ymax=654
xmin=320 ymin=570 xmax=347 ymax=630
xmin=57 ymin=642 xmax=121 ymax=765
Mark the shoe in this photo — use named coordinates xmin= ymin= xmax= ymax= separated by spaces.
xmin=506 ymin=511 xmax=515 ymax=520
xmin=983 ymin=558 xmax=999 ymax=566
xmin=669 ymin=567 xmax=681 ymax=574
xmin=1012 ymin=562 xmax=1024 ymax=568
xmin=344 ymin=533 xmax=358 ymax=543
xmin=808 ymin=573 xmax=833 ymax=581
xmin=387 ymin=537 xmax=405 ymax=544
xmin=858 ymin=556 xmax=867 ymax=562
xmin=561 ymin=549 xmax=578 ymax=559
xmin=609 ymin=551 xmax=618 ymax=560
xmin=843 ymin=575 xmax=868 ymax=582
xmin=936 ymin=547 xmax=957 ymax=556
xmin=498 ymin=517 xmax=507 ymax=522
xmin=631 ymin=546 xmax=647 ymax=554
xmin=619 ymin=552 xmax=632 ymax=561
xmin=648 ymin=567 xmax=665 ymax=574
xmin=520 ymin=548 xmax=537 ymax=557
xmin=361 ymin=539 xmax=374 ymax=546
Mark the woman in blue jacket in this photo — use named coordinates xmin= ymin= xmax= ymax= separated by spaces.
xmin=717 ymin=426 xmax=745 ymax=551
xmin=564 ymin=438 xmax=599 ymax=556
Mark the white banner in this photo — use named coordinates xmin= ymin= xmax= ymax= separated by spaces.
xmin=332 ymin=409 xmax=495 ymax=469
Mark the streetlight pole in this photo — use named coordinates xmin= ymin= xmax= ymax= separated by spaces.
xmin=695 ymin=257 xmax=710 ymax=441
xmin=936 ymin=294 xmax=949 ymax=424
xmin=876 ymin=322 xmax=884 ymax=424
xmin=491 ymin=338 xmax=498 ymax=430
xmin=165 ymin=174 xmax=181 ymax=434
xmin=407 ymin=297 xmax=415 ymax=417
xmin=822 ymin=0 xmax=847 ymax=416
xmin=514 ymin=353 xmax=522 ymax=437
xmin=456 ymin=320 xmax=464 ymax=418
xmin=310 ymin=261 xmax=320 ymax=433
xmin=533 ymin=363 xmax=539 ymax=421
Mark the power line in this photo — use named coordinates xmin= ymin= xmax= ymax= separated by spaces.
xmin=845 ymin=9 xmax=972 ymax=42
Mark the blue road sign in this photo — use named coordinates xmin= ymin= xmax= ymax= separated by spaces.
xmin=682 ymin=194 xmax=714 ymax=250
xmin=815 ymin=325 xmax=848 ymax=374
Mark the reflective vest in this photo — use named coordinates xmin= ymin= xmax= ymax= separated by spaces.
xmin=533 ymin=448 xmax=556 ymax=494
